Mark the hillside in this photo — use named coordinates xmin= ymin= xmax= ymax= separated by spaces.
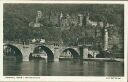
xmin=3 ymin=4 xmax=124 ymax=50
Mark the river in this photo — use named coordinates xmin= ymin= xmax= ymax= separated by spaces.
xmin=3 ymin=59 xmax=124 ymax=76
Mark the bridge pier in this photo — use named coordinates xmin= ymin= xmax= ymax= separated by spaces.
xmin=54 ymin=48 xmax=60 ymax=61
xmin=83 ymin=48 xmax=88 ymax=59
xmin=18 ymin=44 xmax=35 ymax=61
xmin=21 ymin=47 xmax=32 ymax=61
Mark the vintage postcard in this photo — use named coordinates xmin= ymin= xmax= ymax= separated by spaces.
xmin=0 ymin=1 xmax=127 ymax=82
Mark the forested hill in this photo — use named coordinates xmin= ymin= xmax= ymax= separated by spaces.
xmin=3 ymin=4 xmax=124 ymax=46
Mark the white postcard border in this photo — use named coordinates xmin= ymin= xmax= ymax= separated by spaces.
xmin=0 ymin=1 xmax=127 ymax=82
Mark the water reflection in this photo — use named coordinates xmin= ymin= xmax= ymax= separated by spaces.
xmin=3 ymin=59 xmax=124 ymax=76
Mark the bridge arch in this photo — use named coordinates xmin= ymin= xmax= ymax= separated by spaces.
xmin=61 ymin=48 xmax=80 ymax=59
xmin=32 ymin=45 xmax=54 ymax=61
xmin=3 ymin=44 xmax=23 ymax=61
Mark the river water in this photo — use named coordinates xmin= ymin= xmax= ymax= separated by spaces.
xmin=3 ymin=59 xmax=124 ymax=76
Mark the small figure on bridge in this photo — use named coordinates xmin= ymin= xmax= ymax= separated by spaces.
xmin=40 ymin=38 xmax=45 ymax=44
xmin=32 ymin=39 xmax=36 ymax=43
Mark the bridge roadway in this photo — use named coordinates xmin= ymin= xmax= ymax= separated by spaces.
xmin=3 ymin=42 xmax=90 ymax=61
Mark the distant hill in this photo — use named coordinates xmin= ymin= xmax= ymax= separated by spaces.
xmin=3 ymin=3 xmax=124 ymax=48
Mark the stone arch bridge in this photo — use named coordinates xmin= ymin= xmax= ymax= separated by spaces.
xmin=3 ymin=42 xmax=92 ymax=61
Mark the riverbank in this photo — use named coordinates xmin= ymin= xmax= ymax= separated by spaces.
xmin=59 ymin=58 xmax=124 ymax=62
xmin=83 ymin=58 xmax=124 ymax=62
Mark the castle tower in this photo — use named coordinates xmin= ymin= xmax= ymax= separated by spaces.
xmin=36 ymin=11 xmax=42 ymax=23
xmin=59 ymin=11 xmax=63 ymax=26
xmin=85 ymin=13 xmax=90 ymax=26
xmin=34 ymin=11 xmax=42 ymax=27
xmin=104 ymin=23 xmax=109 ymax=51
xmin=78 ymin=13 xmax=83 ymax=26
xmin=59 ymin=11 xmax=63 ymax=21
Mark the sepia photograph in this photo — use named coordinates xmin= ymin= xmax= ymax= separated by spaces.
xmin=3 ymin=3 xmax=125 ymax=77
xmin=1 ymin=2 xmax=127 ymax=82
